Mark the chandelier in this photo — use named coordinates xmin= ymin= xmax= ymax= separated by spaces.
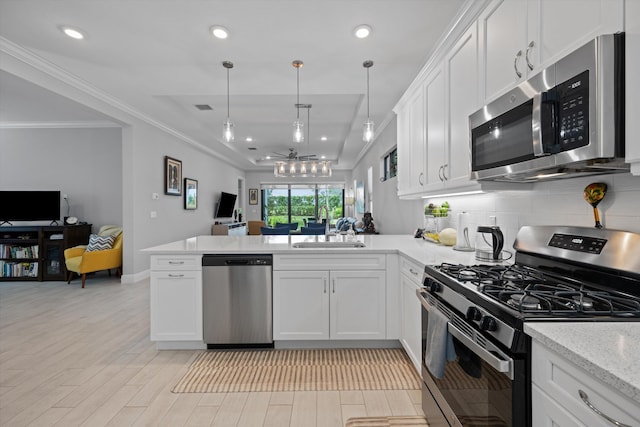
xmin=274 ymin=103 xmax=332 ymax=178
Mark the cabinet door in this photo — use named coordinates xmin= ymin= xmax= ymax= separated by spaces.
xmin=400 ymin=272 xmax=421 ymax=373
xmin=445 ymin=22 xmax=479 ymax=188
xmin=397 ymin=85 xmax=426 ymax=197
xmin=479 ymin=0 xmax=528 ymax=103
xmin=330 ymin=270 xmax=386 ymax=340
xmin=425 ymin=67 xmax=446 ymax=187
xmin=529 ymin=0 xmax=623 ymax=71
xmin=273 ymin=270 xmax=329 ymax=340
xmin=150 ymin=270 xmax=203 ymax=341
xmin=396 ymin=101 xmax=412 ymax=195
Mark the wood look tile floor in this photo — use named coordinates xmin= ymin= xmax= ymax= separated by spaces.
xmin=0 ymin=276 xmax=423 ymax=426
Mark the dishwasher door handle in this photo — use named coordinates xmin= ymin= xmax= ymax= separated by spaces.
xmin=225 ymin=260 xmax=250 ymax=265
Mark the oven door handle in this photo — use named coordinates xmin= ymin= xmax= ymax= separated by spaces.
xmin=447 ymin=322 xmax=514 ymax=380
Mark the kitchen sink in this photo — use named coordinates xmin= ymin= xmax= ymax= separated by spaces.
xmin=292 ymin=241 xmax=366 ymax=248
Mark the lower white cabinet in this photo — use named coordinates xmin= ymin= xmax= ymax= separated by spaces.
xmin=531 ymin=340 xmax=640 ymax=426
xmin=399 ymin=256 xmax=423 ymax=372
xmin=150 ymin=255 xmax=203 ymax=342
xmin=273 ymin=269 xmax=386 ymax=340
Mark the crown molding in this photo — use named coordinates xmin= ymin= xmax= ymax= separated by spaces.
xmin=0 ymin=36 xmax=245 ymax=169
xmin=0 ymin=121 xmax=121 ymax=129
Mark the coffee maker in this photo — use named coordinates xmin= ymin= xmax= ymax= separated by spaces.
xmin=475 ymin=225 xmax=504 ymax=262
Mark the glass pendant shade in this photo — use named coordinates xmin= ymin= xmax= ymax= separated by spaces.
xmin=293 ymin=119 xmax=304 ymax=143
xmin=223 ymin=119 xmax=234 ymax=142
xmin=274 ymin=160 xmax=331 ymax=178
xmin=363 ymin=119 xmax=374 ymax=143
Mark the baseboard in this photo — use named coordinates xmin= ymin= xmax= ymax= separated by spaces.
xmin=274 ymin=340 xmax=402 ymax=349
xmin=121 ymin=269 xmax=148 ymax=284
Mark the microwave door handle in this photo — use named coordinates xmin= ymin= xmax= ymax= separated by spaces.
xmin=531 ymin=92 xmax=546 ymax=157
xmin=447 ymin=322 xmax=514 ymax=380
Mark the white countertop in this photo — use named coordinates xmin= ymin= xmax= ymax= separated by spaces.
xmin=525 ymin=322 xmax=640 ymax=404
xmin=142 ymin=234 xmax=484 ymax=267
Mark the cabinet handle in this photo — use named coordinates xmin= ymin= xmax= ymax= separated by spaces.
xmin=408 ymin=268 xmax=419 ymax=276
xmin=168 ymin=273 xmax=184 ymax=278
xmin=168 ymin=261 xmax=185 ymax=265
xmin=578 ymin=390 xmax=631 ymax=427
xmin=525 ymin=41 xmax=535 ymax=71
xmin=418 ymin=172 xmax=424 ymax=186
xmin=332 ymin=279 xmax=336 ymax=294
xmin=323 ymin=278 xmax=327 ymax=294
xmin=438 ymin=165 xmax=444 ymax=182
xmin=513 ymin=50 xmax=523 ymax=78
xmin=443 ymin=164 xmax=448 ymax=181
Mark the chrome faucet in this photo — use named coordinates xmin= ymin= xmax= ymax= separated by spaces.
xmin=318 ymin=205 xmax=329 ymax=234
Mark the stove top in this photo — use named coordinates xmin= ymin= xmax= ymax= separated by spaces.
xmin=435 ymin=263 xmax=640 ymax=318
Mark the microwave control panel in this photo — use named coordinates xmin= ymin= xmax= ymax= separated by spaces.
xmin=557 ymin=70 xmax=589 ymax=150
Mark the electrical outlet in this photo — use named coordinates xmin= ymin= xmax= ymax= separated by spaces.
xmin=63 ymin=193 xmax=68 ymax=200
xmin=150 ymin=211 xmax=157 ymax=219
xmin=152 ymin=192 xmax=159 ymax=200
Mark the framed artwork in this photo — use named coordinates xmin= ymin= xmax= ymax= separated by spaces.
xmin=164 ymin=156 xmax=182 ymax=196
xmin=355 ymin=181 xmax=365 ymax=214
xmin=184 ymin=178 xmax=198 ymax=210
xmin=249 ymin=188 xmax=258 ymax=205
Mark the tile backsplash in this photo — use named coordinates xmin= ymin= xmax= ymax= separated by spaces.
xmin=424 ymin=173 xmax=640 ymax=251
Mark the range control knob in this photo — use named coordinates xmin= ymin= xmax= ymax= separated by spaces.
xmin=479 ymin=316 xmax=498 ymax=332
xmin=426 ymin=279 xmax=441 ymax=293
xmin=466 ymin=306 xmax=482 ymax=321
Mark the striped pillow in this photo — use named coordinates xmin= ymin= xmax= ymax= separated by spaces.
xmin=85 ymin=234 xmax=115 ymax=252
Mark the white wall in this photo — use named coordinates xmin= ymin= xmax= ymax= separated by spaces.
xmin=0 ymin=127 xmax=122 ymax=227
xmin=350 ymin=118 xmax=424 ymax=234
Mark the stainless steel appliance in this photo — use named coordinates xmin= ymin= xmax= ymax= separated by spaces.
xmin=475 ymin=225 xmax=504 ymax=262
xmin=469 ymin=33 xmax=627 ymax=182
xmin=202 ymin=254 xmax=273 ymax=348
xmin=418 ymin=225 xmax=640 ymax=426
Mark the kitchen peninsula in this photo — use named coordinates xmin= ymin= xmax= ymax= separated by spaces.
xmin=143 ymin=233 xmax=640 ymax=420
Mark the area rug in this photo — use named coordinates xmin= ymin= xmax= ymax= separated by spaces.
xmin=345 ymin=416 xmax=428 ymax=427
xmin=171 ymin=348 xmax=421 ymax=393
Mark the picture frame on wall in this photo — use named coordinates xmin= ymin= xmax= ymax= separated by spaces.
xmin=184 ymin=178 xmax=198 ymax=210
xmin=249 ymin=188 xmax=258 ymax=205
xmin=164 ymin=156 xmax=182 ymax=196
xmin=355 ymin=181 xmax=365 ymax=214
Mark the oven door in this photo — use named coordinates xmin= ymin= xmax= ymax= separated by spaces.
xmin=418 ymin=289 xmax=517 ymax=427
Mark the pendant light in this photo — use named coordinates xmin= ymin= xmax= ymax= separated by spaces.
xmin=363 ymin=60 xmax=374 ymax=143
xmin=292 ymin=60 xmax=304 ymax=143
xmin=222 ymin=60 xmax=234 ymax=143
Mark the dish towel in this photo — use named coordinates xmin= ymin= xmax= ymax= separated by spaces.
xmin=424 ymin=307 xmax=457 ymax=379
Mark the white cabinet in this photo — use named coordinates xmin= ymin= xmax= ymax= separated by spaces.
xmin=396 ymin=83 xmax=426 ymax=197
xmin=399 ymin=256 xmax=423 ymax=373
xmin=150 ymin=255 xmax=203 ymax=344
xmin=425 ymin=67 xmax=446 ymax=188
xmin=480 ymin=0 xmax=624 ymax=103
xmin=531 ymin=340 xmax=640 ymax=426
xmin=273 ymin=254 xmax=386 ymax=341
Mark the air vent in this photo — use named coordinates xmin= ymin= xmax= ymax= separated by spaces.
xmin=248 ymin=147 xmax=257 ymax=151
xmin=194 ymin=104 xmax=213 ymax=111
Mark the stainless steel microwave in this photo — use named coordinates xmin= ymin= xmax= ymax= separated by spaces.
xmin=469 ymin=33 xmax=627 ymax=182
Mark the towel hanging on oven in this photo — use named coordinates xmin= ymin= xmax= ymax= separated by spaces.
xmin=425 ymin=307 xmax=457 ymax=378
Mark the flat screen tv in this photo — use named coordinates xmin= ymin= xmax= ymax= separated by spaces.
xmin=0 ymin=191 xmax=61 ymax=223
xmin=215 ymin=192 xmax=237 ymax=218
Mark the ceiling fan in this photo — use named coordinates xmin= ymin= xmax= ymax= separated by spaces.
xmin=270 ymin=148 xmax=318 ymax=161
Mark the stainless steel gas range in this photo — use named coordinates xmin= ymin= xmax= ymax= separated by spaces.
xmin=417 ymin=225 xmax=640 ymax=427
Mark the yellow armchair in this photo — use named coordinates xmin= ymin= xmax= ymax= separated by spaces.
xmin=64 ymin=225 xmax=123 ymax=288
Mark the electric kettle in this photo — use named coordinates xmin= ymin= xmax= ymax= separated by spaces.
xmin=475 ymin=226 xmax=504 ymax=262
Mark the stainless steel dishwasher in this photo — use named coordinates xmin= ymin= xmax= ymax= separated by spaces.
xmin=202 ymin=254 xmax=273 ymax=348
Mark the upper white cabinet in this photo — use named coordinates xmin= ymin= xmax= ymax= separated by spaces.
xmin=396 ymin=83 xmax=426 ymax=197
xmin=480 ymin=0 xmax=624 ymax=103
xmin=424 ymin=67 xmax=446 ymax=188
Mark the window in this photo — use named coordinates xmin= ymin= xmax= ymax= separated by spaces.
xmin=261 ymin=184 xmax=344 ymax=228
xmin=382 ymin=147 xmax=397 ymax=181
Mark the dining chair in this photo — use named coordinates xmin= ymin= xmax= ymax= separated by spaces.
xmin=300 ymin=226 xmax=326 ymax=235
xmin=276 ymin=222 xmax=299 ymax=231
xmin=260 ymin=226 xmax=290 ymax=235
xmin=305 ymin=222 xmax=326 ymax=229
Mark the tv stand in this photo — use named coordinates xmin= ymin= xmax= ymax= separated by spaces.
xmin=0 ymin=224 xmax=91 ymax=281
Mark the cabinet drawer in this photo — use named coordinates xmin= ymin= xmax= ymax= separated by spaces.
xmin=150 ymin=255 xmax=202 ymax=271
xmin=400 ymin=256 xmax=423 ymax=284
xmin=274 ymin=253 xmax=386 ymax=271
xmin=531 ymin=342 xmax=640 ymax=426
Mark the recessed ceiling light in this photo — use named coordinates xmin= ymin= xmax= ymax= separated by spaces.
xmin=266 ymin=156 xmax=271 ymax=160
xmin=59 ymin=25 xmax=85 ymax=40
xmin=321 ymin=155 xmax=326 ymax=159
xmin=210 ymin=25 xmax=229 ymax=39
xmin=321 ymin=136 xmax=328 ymax=141
xmin=354 ymin=25 xmax=372 ymax=39
xmin=245 ymin=137 xmax=253 ymax=142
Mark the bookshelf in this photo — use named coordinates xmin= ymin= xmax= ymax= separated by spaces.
xmin=0 ymin=225 xmax=91 ymax=281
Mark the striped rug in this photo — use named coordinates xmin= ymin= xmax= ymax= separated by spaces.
xmin=171 ymin=348 xmax=421 ymax=393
